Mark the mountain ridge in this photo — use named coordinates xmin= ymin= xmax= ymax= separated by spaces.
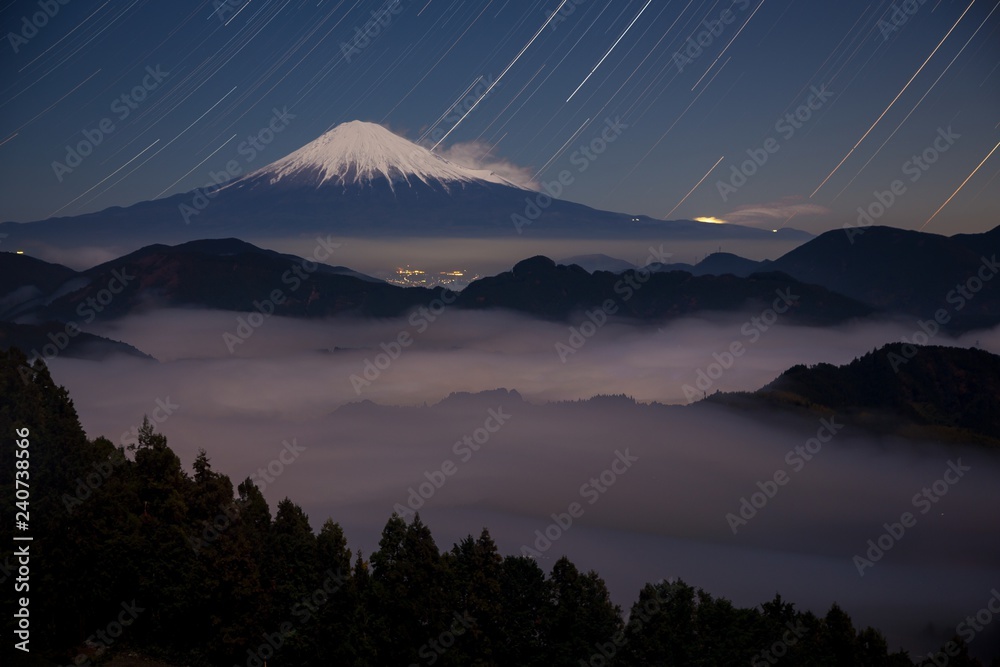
xmin=6 ymin=224 xmax=1000 ymax=331
xmin=0 ymin=241 xmax=873 ymax=327
xmin=706 ymin=343 xmax=1000 ymax=446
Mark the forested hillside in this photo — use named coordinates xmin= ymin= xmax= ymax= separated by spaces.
xmin=1 ymin=348 xmax=991 ymax=666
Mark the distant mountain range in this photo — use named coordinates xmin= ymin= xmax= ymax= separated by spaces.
xmin=2 ymin=219 xmax=998 ymax=360
xmin=586 ymin=225 xmax=1000 ymax=331
xmin=707 ymin=343 xmax=1000 ymax=446
xmin=323 ymin=342 xmax=1000 ymax=447
xmin=0 ymin=121 xmax=809 ymax=257
xmin=563 ymin=251 xmax=762 ymax=277
xmin=764 ymin=226 xmax=1000 ymax=331
xmin=455 ymin=255 xmax=872 ymax=324
xmin=3 ymin=229 xmax=996 ymax=446
xmin=0 ymin=238 xmax=439 ymax=323
xmin=557 ymin=254 xmax=638 ymax=274
xmin=0 ymin=239 xmax=872 ymax=331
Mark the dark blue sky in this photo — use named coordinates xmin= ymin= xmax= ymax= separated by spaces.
xmin=1 ymin=0 xmax=998 ymax=235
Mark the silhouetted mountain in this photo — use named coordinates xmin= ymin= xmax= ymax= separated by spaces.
xmin=765 ymin=225 xmax=1000 ymax=331
xmin=0 ymin=251 xmax=76 ymax=292
xmin=25 ymin=238 xmax=441 ymax=323
xmin=952 ymin=224 xmax=1000 ymax=258
xmin=557 ymin=253 xmax=636 ymax=273
xmin=658 ymin=225 xmax=1000 ymax=330
xmin=15 ymin=230 xmax=998 ymax=332
xmin=454 ymin=256 xmax=874 ymax=324
xmin=692 ymin=251 xmax=763 ymax=277
xmin=0 ymin=321 xmax=153 ymax=361
xmin=0 ymin=252 xmax=80 ymax=320
xmin=709 ymin=343 xmax=1000 ymax=446
xmin=647 ymin=252 xmax=763 ymax=277
xmin=4 ymin=242 xmax=878 ymax=327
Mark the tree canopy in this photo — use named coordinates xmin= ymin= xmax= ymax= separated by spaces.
xmin=1 ymin=348 xmax=993 ymax=666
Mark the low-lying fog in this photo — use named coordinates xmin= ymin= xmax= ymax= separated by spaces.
xmin=85 ymin=308 xmax=999 ymax=409
xmin=49 ymin=310 xmax=1000 ymax=660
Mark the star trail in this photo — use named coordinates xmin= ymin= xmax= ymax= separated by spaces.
xmin=1 ymin=0 xmax=998 ymax=234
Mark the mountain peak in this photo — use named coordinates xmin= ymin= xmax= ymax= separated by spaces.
xmin=244 ymin=120 xmax=521 ymax=191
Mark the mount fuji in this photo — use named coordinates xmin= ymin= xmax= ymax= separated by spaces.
xmin=1 ymin=120 xmax=809 ymax=258
xmin=238 ymin=120 xmax=523 ymax=192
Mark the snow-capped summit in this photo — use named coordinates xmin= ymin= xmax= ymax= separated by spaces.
xmin=243 ymin=120 xmax=522 ymax=191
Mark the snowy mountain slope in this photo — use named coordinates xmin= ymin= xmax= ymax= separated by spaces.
xmin=236 ymin=120 xmax=523 ymax=191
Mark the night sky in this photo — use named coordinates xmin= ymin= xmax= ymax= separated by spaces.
xmin=1 ymin=0 xmax=998 ymax=235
